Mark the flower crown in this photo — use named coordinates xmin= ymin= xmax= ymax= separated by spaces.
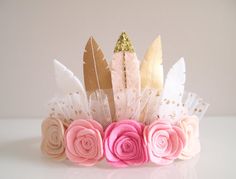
xmin=41 ymin=32 xmax=209 ymax=167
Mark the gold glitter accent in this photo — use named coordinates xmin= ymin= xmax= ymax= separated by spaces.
xmin=114 ymin=32 xmax=134 ymax=52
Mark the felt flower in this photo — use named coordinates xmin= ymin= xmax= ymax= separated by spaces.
xmin=104 ymin=119 xmax=148 ymax=167
xmin=178 ymin=115 xmax=201 ymax=160
xmin=41 ymin=117 xmax=66 ymax=160
xmin=144 ymin=120 xmax=186 ymax=165
xmin=65 ymin=119 xmax=104 ymax=166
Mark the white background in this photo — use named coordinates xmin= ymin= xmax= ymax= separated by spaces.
xmin=0 ymin=0 xmax=235 ymax=118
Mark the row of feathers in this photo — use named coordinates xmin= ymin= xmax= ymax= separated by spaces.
xmin=48 ymin=32 xmax=209 ymax=128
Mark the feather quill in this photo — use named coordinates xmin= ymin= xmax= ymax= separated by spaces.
xmin=83 ymin=37 xmax=114 ymax=126
xmin=111 ymin=32 xmax=141 ymax=120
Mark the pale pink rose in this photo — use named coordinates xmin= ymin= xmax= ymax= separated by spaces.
xmin=144 ymin=120 xmax=186 ymax=165
xmin=178 ymin=115 xmax=201 ymax=160
xmin=104 ymin=120 xmax=148 ymax=167
xmin=41 ymin=117 xmax=66 ymax=161
xmin=65 ymin=119 xmax=104 ymax=166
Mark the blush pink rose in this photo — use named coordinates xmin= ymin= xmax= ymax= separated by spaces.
xmin=104 ymin=119 xmax=148 ymax=167
xmin=144 ymin=120 xmax=186 ymax=165
xmin=177 ymin=115 xmax=201 ymax=160
xmin=65 ymin=119 xmax=104 ymax=166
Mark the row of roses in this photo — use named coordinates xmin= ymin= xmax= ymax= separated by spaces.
xmin=41 ymin=116 xmax=200 ymax=167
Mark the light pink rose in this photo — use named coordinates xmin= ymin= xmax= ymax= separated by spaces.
xmin=41 ymin=117 xmax=66 ymax=161
xmin=104 ymin=119 xmax=148 ymax=167
xmin=178 ymin=115 xmax=201 ymax=160
xmin=65 ymin=119 xmax=104 ymax=166
xmin=144 ymin=120 xmax=186 ymax=165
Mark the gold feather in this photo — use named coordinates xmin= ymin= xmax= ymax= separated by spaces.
xmin=83 ymin=37 xmax=115 ymax=119
xmin=140 ymin=36 xmax=163 ymax=93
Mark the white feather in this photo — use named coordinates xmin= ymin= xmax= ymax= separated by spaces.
xmin=162 ymin=58 xmax=186 ymax=101
xmin=184 ymin=92 xmax=209 ymax=120
xmin=89 ymin=89 xmax=112 ymax=128
xmin=50 ymin=60 xmax=91 ymax=125
xmin=54 ymin=59 xmax=86 ymax=96
xmin=158 ymin=58 xmax=186 ymax=123
xmin=48 ymin=92 xmax=91 ymax=127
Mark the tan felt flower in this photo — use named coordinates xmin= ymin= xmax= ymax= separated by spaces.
xmin=41 ymin=118 xmax=66 ymax=161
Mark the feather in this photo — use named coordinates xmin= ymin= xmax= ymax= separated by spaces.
xmin=111 ymin=32 xmax=141 ymax=120
xmin=139 ymin=36 xmax=164 ymax=123
xmin=162 ymin=58 xmax=185 ymax=102
xmin=140 ymin=36 xmax=164 ymax=92
xmin=54 ymin=59 xmax=86 ymax=96
xmin=48 ymin=92 xmax=91 ymax=127
xmin=158 ymin=58 xmax=186 ymax=123
xmin=83 ymin=37 xmax=114 ymax=125
xmin=139 ymin=88 xmax=161 ymax=124
xmin=184 ymin=92 xmax=209 ymax=120
xmin=89 ymin=90 xmax=112 ymax=128
xmin=49 ymin=60 xmax=91 ymax=126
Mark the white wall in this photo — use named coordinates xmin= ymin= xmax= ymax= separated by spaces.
xmin=0 ymin=0 xmax=235 ymax=118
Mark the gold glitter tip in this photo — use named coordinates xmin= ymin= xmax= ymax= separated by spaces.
xmin=114 ymin=32 xmax=135 ymax=53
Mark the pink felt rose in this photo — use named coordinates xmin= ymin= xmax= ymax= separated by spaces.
xmin=104 ymin=119 xmax=148 ymax=167
xmin=177 ymin=115 xmax=201 ymax=160
xmin=65 ymin=119 xmax=104 ymax=166
xmin=144 ymin=120 xmax=186 ymax=165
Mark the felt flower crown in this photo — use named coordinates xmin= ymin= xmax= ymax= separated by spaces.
xmin=41 ymin=32 xmax=209 ymax=167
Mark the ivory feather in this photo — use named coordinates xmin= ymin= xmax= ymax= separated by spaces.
xmin=111 ymin=32 xmax=141 ymax=120
xmin=83 ymin=37 xmax=114 ymax=125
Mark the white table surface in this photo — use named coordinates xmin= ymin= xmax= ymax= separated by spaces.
xmin=0 ymin=117 xmax=235 ymax=179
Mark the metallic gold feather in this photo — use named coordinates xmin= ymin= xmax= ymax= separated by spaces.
xmin=83 ymin=37 xmax=115 ymax=125
xmin=139 ymin=36 xmax=163 ymax=123
xmin=140 ymin=36 xmax=164 ymax=93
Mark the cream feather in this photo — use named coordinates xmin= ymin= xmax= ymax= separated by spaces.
xmin=111 ymin=32 xmax=141 ymax=120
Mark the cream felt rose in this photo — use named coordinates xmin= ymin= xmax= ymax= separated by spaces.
xmin=65 ymin=119 xmax=104 ymax=166
xmin=41 ymin=117 xmax=66 ymax=160
xmin=144 ymin=120 xmax=186 ymax=165
xmin=178 ymin=115 xmax=201 ymax=160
